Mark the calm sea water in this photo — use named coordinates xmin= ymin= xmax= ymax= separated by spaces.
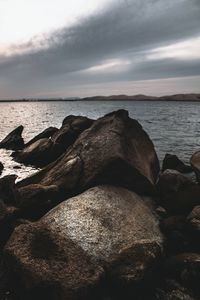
xmin=0 ymin=100 xmax=200 ymax=180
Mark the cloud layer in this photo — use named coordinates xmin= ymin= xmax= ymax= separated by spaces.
xmin=0 ymin=0 xmax=200 ymax=98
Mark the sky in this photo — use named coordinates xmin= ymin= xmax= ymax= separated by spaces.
xmin=0 ymin=0 xmax=200 ymax=99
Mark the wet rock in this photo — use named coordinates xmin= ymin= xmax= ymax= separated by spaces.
xmin=14 ymin=116 xmax=94 ymax=167
xmin=0 ymin=162 xmax=3 ymax=175
xmin=162 ymin=154 xmax=193 ymax=173
xmin=5 ymin=186 xmax=163 ymax=299
xmin=164 ymin=253 xmax=200 ymax=293
xmin=17 ymin=110 xmax=160 ymax=203
xmin=156 ymin=170 xmax=200 ymax=215
xmin=0 ymin=126 xmax=24 ymax=150
xmin=25 ymin=127 xmax=58 ymax=147
xmin=191 ymin=150 xmax=200 ymax=183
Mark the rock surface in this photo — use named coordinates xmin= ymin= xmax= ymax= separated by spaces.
xmin=25 ymin=127 xmax=58 ymax=147
xmin=17 ymin=110 xmax=160 ymax=206
xmin=156 ymin=170 xmax=200 ymax=215
xmin=162 ymin=154 xmax=192 ymax=173
xmin=191 ymin=150 xmax=200 ymax=183
xmin=14 ymin=116 xmax=94 ymax=167
xmin=0 ymin=126 xmax=24 ymax=150
xmin=0 ymin=162 xmax=3 ymax=175
xmin=5 ymin=185 xmax=163 ymax=299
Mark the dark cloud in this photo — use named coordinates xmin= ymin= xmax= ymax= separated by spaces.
xmin=0 ymin=0 xmax=200 ymax=98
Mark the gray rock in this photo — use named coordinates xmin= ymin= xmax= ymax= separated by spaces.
xmin=5 ymin=185 xmax=163 ymax=300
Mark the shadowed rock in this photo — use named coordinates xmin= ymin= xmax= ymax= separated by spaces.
xmin=0 ymin=162 xmax=3 ymax=175
xmin=17 ymin=110 xmax=160 ymax=208
xmin=164 ymin=253 xmax=200 ymax=292
xmin=162 ymin=154 xmax=192 ymax=173
xmin=14 ymin=116 xmax=94 ymax=167
xmin=25 ymin=127 xmax=58 ymax=147
xmin=0 ymin=175 xmax=18 ymax=206
xmin=0 ymin=126 xmax=24 ymax=150
xmin=191 ymin=151 xmax=200 ymax=183
xmin=4 ymin=185 xmax=163 ymax=299
xmin=156 ymin=170 xmax=200 ymax=215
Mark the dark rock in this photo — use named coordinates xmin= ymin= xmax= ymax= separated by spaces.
xmin=25 ymin=127 xmax=58 ymax=147
xmin=160 ymin=216 xmax=186 ymax=234
xmin=13 ymin=165 xmax=21 ymax=170
xmin=157 ymin=170 xmax=200 ymax=215
xmin=186 ymin=206 xmax=200 ymax=251
xmin=17 ymin=110 xmax=160 ymax=209
xmin=0 ymin=162 xmax=3 ymax=175
xmin=164 ymin=253 xmax=200 ymax=293
xmin=162 ymin=154 xmax=192 ymax=173
xmin=16 ymin=184 xmax=59 ymax=220
xmin=155 ymin=280 xmax=197 ymax=300
xmin=0 ymin=175 xmax=18 ymax=206
xmin=4 ymin=186 xmax=163 ymax=299
xmin=14 ymin=116 xmax=94 ymax=167
xmin=191 ymin=151 xmax=200 ymax=183
xmin=156 ymin=206 xmax=167 ymax=219
xmin=0 ymin=126 xmax=24 ymax=150
xmin=14 ymin=138 xmax=54 ymax=167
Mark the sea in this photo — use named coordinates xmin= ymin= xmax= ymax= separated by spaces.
xmin=0 ymin=100 xmax=200 ymax=181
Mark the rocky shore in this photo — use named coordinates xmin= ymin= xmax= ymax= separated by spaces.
xmin=1 ymin=110 xmax=200 ymax=299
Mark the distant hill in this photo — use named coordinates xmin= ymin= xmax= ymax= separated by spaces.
xmin=82 ymin=93 xmax=200 ymax=101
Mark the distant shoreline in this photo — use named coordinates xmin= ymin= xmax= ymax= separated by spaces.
xmin=0 ymin=93 xmax=200 ymax=102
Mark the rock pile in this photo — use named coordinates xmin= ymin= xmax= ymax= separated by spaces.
xmin=0 ymin=110 xmax=200 ymax=300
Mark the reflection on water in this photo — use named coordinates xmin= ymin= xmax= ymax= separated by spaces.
xmin=0 ymin=100 xmax=200 ymax=180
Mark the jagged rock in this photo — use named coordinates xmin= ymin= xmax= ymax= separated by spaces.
xmin=5 ymin=186 xmax=163 ymax=300
xmin=162 ymin=154 xmax=192 ymax=173
xmin=25 ymin=127 xmax=58 ymax=147
xmin=0 ymin=126 xmax=24 ymax=150
xmin=164 ymin=253 xmax=200 ymax=292
xmin=156 ymin=170 xmax=200 ymax=215
xmin=17 ymin=110 xmax=160 ymax=209
xmin=191 ymin=151 xmax=200 ymax=183
xmin=0 ymin=162 xmax=3 ymax=175
xmin=14 ymin=116 xmax=94 ymax=168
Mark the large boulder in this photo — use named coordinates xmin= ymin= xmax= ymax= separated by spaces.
xmin=25 ymin=127 xmax=58 ymax=147
xmin=0 ymin=175 xmax=18 ymax=206
xmin=191 ymin=151 xmax=200 ymax=183
xmin=14 ymin=116 xmax=94 ymax=167
xmin=162 ymin=154 xmax=192 ymax=173
xmin=156 ymin=170 xmax=200 ymax=215
xmin=5 ymin=185 xmax=163 ymax=299
xmin=17 ymin=110 xmax=160 ymax=206
xmin=0 ymin=126 xmax=24 ymax=150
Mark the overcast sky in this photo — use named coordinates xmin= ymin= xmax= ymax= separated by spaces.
xmin=0 ymin=0 xmax=200 ymax=99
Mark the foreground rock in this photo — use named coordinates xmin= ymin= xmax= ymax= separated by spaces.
xmin=0 ymin=126 xmax=24 ymax=150
xmin=156 ymin=170 xmax=200 ymax=215
xmin=17 ymin=110 xmax=160 ymax=210
xmin=25 ymin=127 xmax=58 ymax=147
xmin=191 ymin=150 xmax=200 ymax=183
xmin=0 ymin=162 xmax=3 ymax=175
xmin=14 ymin=116 xmax=94 ymax=167
xmin=5 ymin=186 xmax=163 ymax=299
xmin=162 ymin=154 xmax=192 ymax=173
